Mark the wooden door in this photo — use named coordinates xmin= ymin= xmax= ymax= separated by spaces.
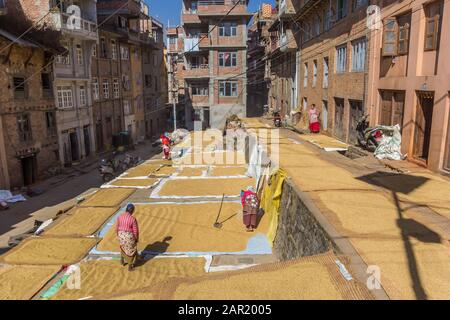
xmin=414 ymin=92 xmax=434 ymax=161
xmin=349 ymin=100 xmax=364 ymax=144
xmin=334 ymin=98 xmax=345 ymax=141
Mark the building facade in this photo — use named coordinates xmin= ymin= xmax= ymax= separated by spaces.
xmin=367 ymin=0 xmax=450 ymax=174
xmin=170 ymin=0 xmax=252 ymax=130
xmin=0 ymin=30 xmax=60 ymax=189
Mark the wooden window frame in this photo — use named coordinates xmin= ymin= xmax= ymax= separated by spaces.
xmin=383 ymin=18 xmax=398 ymax=56
xmin=424 ymin=7 xmax=440 ymax=51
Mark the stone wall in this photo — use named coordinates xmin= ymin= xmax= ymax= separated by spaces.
xmin=273 ymin=179 xmax=336 ymax=261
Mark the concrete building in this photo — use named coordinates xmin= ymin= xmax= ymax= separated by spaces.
xmin=49 ymin=0 xmax=98 ymax=166
xmin=246 ymin=3 xmax=274 ymax=117
xmin=0 ymin=30 xmax=60 ymax=189
xmin=266 ymin=0 xmax=300 ymax=122
xmin=173 ymin=0 xmax=252 ymax=130
xmin=366 ymin=0 xmax=450 ymax=174
xmin=97 ymin=0 xmax=168 ymax=143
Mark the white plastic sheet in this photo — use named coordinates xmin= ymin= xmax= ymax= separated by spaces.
xmin=374 ymin=124 xmax=406 ymax=161
xmin=0 ymin=190 xmax=26 ymax=203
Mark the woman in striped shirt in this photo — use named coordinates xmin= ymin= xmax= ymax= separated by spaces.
xmin=116 ymin=203 xmax=140 ymax=271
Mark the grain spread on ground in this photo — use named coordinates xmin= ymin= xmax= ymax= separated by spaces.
xmin=152 ymin=165 xmax=177 ymax=176
xmin=97 ymin=202 xmax=269 ymax=253
xmin=79 ymin=188 xmax=135 ymax=207
xmin=0 ymin=265 xmax=60 ymax=300
xmin=105 ymin=252 xmax=373 ymax=300
xmin=122 ymin=164 xmax=161 ymax=178
xmin=109 ymin=178 xmax=159 ymax=188
xmin=209 ymin=166 xmax=248 ymax=177
xmin=0 ymin=237 xmax=98 ymax=265
xmin=177 ymin=167 xmax=206 ymax=177
xmin=52 ymin=258 xmax=206 ymax=300
xmin=44 ymin=207 xmax=118 ymax=237
xmin=157 ymin=177 xmax=255 ymax=197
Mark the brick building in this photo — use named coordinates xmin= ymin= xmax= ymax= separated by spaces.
xmin=0 ymin=30 xmax=60 ymax=189
xmin=246 ymin=3 xmax=274 ymax=117
xmin=366 ymin=0 xmax=450 ymax=174
xmin=169 ymin=0 xmax=252 ymax=130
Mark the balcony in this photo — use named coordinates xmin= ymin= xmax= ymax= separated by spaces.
xmin=278 ymin=0 xmax=298 ymax=19
xmin=59 ymin=13 xmax=98 ymax=40
xmin=279 ymin=28 xmax=297 ymax=52
xmin=183 ymin=64 xmax=210 ymax=79
xmin=197 ymin=0 xmax=249 ymax=16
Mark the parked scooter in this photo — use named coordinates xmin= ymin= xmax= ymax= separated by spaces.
xmin=99 ymin=153 xmax=122 ymax=182
xmin=273 ymin=111 xmax=282 ymax=128
xmin=122 ymin=153 xmax=141 ymax=170
xmin=356 ymin=115 xmax=384 ymax=152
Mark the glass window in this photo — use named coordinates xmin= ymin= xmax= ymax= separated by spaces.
xmin=219 ymin=52 xmax=237 ymax=67
xmin=56 ymin=86 xmax=73 ymax=108
xmin=336 ymin=45 xmax=347 ymax=73
xmin=92 ymin=78 xmax=99 ymax=101
xmin=219 ymin=81 xmax=238 ymax=97
xmin=219 ymin=22 xmax=237 ymax=37
xmin=352 ymin=38 xmax=366 ymax=71
xmin=102 ymin=79 xmax=109 ymax=99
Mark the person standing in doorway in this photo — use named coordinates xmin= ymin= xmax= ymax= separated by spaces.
xmin=308 ymin=104 xmax=321 ymax=133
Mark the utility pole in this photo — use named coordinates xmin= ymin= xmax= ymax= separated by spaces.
xmin=169 ymin=54 xmax=177 ymax=131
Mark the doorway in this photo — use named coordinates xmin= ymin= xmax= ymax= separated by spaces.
xmin=414 ymin=91 xmax=434 ymax=161
xmin=83 ymin=126 xmax=91 ymax=157
xmin=69 ymin=131 xmax=80 ymax=162
xmin=334 ymin=97 xmax=345 ymax=141
xmin=203 ymin=107 xmax=210 ymax=129
xmin=96 ymin=122 xmax=103 ymax=151
xmin=322 ymin=100 xmax=328 ymax=131
xmin=349 ymin=100 xmax=364 ymax=144
xmin=21 ymin=155 xmax=37 ymax=186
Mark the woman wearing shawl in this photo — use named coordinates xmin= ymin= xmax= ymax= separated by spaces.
xmin=116 ymin=203 xmax=139 ymax=271
xmin=241 ymin=186 xmax=260 ymax=232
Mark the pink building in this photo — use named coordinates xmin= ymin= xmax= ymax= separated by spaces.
xmin=367 ymin=0 xmax=450 ymax=174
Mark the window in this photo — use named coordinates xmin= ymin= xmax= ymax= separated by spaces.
xmin=92 ymin=78 xmax=99 ymax=101
xmin=100 ymin=38 xmax=107 ymax=58
xmin=56 ymin=86 xmax=73 ymax=108
xmin=123 ymin=100 xmax=131 ymax=115
xmin=41 ymin=73 xmax=51 ymax=90
xmin=111 ymin=40 xmax=117 ymax=59
xmin=424 ymin=1 xmax=442 ymax=51
xmin=17 ymin=113 xmax=32 ymax=142
xmin=76 ymin=45 xmax=83 ymax=65
xmin=190 ymin=1 xmax=198 ymax=13
xmin=13 ymin=77 xmax=26 ymax=99
xmin=313 ymin=16 xmax=320 ymax=36
xmin=382 ymin=14 xmax=411 ymax=56
xmin=192 ymin=85 xmax=208 ymax=96
xmin=313 ymin=60 xmax=318 ymax=87
xmin=336 ymin=45 xmax=347 ymax=73
xmin=323 ymin=57 xmax=329 ymax=88
xmin=219 ymin=52 xmax=237 ymax=67
xmin=303 ymin=63 xmax=308 ymax=88
xmin=56 ymin=45 xmax=71 ymax=64
xmin=113 ymin=78 xmax=120 ymax=98
xmin=336 ymin=0 xmax=348 ymax=20
xmin=383 ymin=18 xmax=398 ymax=56
xmin=219 ymin=81 xmax=238 ymax=97
xmin=92 ymin=44 xmax=97 ymax=57
xmin=45 ymin=111 xmax=57 ymax=137
xmin=353 ymin=0 xmax=368 ymax=11
xmin=352 ymin=38 xmax=366 ymax=71
xmin=219 ymin=22 xmax=237 ymax=37
xmin=79 ymin=86 xmax=86 ymax=106
xmin=324 ymin=9 xmax=332 ymax=31
xmin=398 ymin=15 xmax=410 ymax=55
xmin=118 ymin=16 xmax=127 ymax=29
xmin=145 ymin=75 xmax=152 ymax=87
xmin=102 ymin=79 xmax=109 ymax=99
xmin=168 ymin=36 xmax=176 ymax=45
xmin=120 ymin=46 xmax=129 ymax=60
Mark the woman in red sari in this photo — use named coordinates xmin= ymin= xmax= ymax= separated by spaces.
xmin=116 ymin=203 xmax=139 ymax=271
xmin=241 ymin=186 xmax=260 ymax=232
xmin=308 ymin=104 xmax=321 ymax=133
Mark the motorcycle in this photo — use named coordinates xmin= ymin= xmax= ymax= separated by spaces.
xmin=273 ymin=111 xmax=282 ymax=128
xmin=122 ymin=153 xmax=141 ymax=170
xmin=99 ymin=153 xmax=122 ymax=182
xmin=356 ymin=115 xmax=384 ymax=152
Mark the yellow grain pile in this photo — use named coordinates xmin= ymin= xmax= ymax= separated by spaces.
xmin=107 ymin=252 xmax=373 ymax=300
xmin=0 ymin=237 xmax=98 ymax=265
xmin=97 ymin=202 xmax=269 ymax=253
xmin=299 ymin=134 xmax=348 ymax=150
xmin=0 ymin=265 xmax=60 ymax=300
xmin=177 ymin=167 xmax=206 ymax=177
xmin=123 ymin=164 xmax=161 ymax=178
xmin=152 ymin=166 xmax=177 ymax=176
xmin=179 ymin=150 xmax=247 ymax=167
xmin=79 ymin=188 xmax=135 ymax=207
xmin=52 ymin=257 xmax=206 ymax=300
xmin=44 ymin=207 xmax=118 ymax=237
xmin=158 ymin=177 xmax=255 ymax=197
xmin=209 ymin=166 xmax=247 ymax=177
xmin=109 ymin=178 xmax=159 ymax=188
